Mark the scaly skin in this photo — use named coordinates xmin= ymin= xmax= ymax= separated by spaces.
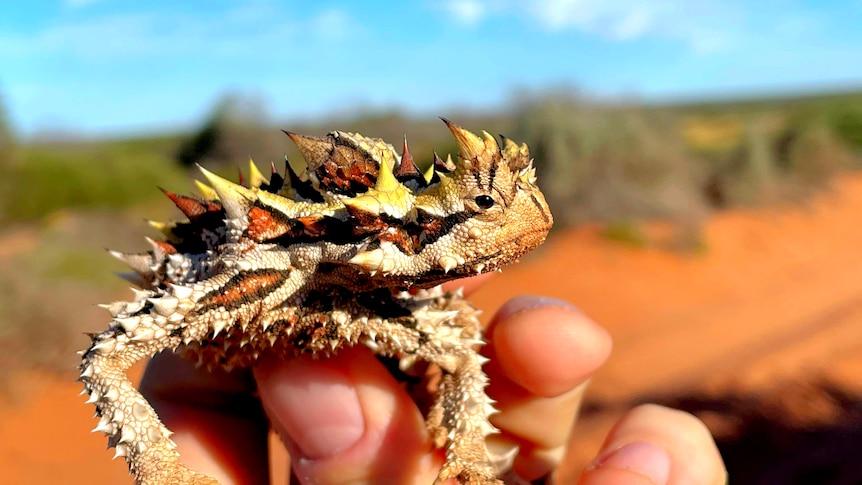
xmin=78 ymin=119 xmax=553 ymax=484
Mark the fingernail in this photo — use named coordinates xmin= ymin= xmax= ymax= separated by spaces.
xmin=588 ymin=441 xmax=671 ymax=485
xmin=260 ymin=361 xmax=365 ymax=460
xmin=495 ymin=295 xmax=581 ymax=321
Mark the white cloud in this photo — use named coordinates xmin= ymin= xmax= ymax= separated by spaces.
xmin=310 ymin=8 xmax=353 ymax=39
xmin=0 ymin=5 xmax=356 ymax=59
xmin=433 ymin=0 xmax=738 ymax=53
xmin=446 ymin=0 xmax=487 ymax=26
xmin=527 ymin=0 xmax=737 ymax=52
xmin=64 ymin=0 xmax=106 ymax=8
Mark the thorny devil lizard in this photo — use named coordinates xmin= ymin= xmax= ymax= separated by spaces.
xmin=78 ymin=119 xmax=553 ymax=484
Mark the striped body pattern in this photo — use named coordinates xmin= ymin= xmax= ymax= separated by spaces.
xmin=78 ymin=119 xmax=553 ymax=484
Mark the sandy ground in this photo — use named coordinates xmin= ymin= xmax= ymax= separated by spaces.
xmin=2 ymin=173 xmax=862 ymax=484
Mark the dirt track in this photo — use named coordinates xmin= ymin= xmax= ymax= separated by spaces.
xmin=2 ymin=174 xmax=862 ymax=484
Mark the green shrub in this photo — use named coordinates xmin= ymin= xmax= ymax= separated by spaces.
xmin=0 ymin=87 xmax=16 ymax=170
xmin=512 ymin=94 xmax=706 ymax=227
xmin=716 ymin=119 xmax=780 ymax=206
xmin=601 ymin=220 xmax=648 ymax=248
xmin=829 ymin=108 xmax=862 ymax=152
xmin=0 ymin=143 xmax=187 ymax=223
xmin=175 ymin=93 xmax=279 ymax=169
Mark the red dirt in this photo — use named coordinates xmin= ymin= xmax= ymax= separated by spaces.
xmin=3 ymin=173 xmax=862 ymax=484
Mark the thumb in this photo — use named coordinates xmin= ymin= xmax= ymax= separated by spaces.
xmin=254 ymin=346 xmax=443 ymax=484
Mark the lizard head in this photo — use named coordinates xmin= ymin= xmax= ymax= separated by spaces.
xmin=343 ymin=119 xmax=553 ymax=287
xmin=401 ymin=119 xmax=553 ymax=285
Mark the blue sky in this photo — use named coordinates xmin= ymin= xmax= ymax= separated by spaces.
xmin=1 ymin=0 xmax=861 ymax=136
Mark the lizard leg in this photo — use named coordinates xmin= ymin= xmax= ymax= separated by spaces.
xmin=410 ymin=295 xmax=503 ymax=485
xmin=297 ymin=287 xmax=504 ymax=485
xmin=79 ymin=285 xmax=220 ymax=485
xmin=81 ymin=259 xmax=302 ymax=484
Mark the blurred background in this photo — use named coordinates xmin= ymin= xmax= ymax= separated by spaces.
xmin=1 ymin=1 xmax=862 ymax=483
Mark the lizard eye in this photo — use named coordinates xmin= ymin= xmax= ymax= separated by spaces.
xmin=474 ymin=194 xmax=495 ymax=210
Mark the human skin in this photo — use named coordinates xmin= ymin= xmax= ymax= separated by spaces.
xmin=141 ymin=277 xmax=727 ymax=485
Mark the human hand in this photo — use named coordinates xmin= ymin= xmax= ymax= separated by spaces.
xmin=141 ymin=279 xmax=727 ymax=484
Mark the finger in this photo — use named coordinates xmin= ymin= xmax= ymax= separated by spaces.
xmin=139 ymin=352 xmax=270 ymax=484
xmin=487 ymin=296 xmax=612 ymax=397
xmin=481 ymin=296 xmax=612 ymax=480
xmin=579 ymin=404 xmax=727 ymax=485
xmin=254 ymin=346 xmax=441 ymax=485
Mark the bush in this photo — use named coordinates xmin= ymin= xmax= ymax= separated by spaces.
xmin=702 ymin=114 xmax=862 ymax=208
xmin=829 ymin=108 xmax=862 ymax=153
xmin=0 ymin=142 xmax=187 ymax=223
xmin=784 ymin=121 xmax=858 ymax=187
xmin=508 ymin=90 xmax=862 ymax=246
xmin=0 ymin=87 xmax=14 ymax=161
xmin=512 ymin=94 xmax=707 ymax=227
xmin=176 ymin=93 xmax=279 ymax=169
xmin=601 ymin=220 xmax=648 ymax=248
xmin=716 ymin=119 xmax=780 ymax=206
